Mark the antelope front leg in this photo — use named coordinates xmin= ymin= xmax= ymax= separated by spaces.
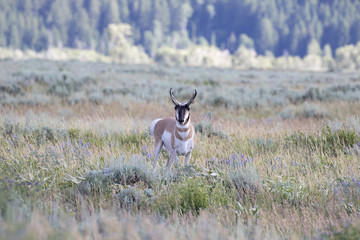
xmin=166 ymin=150 xmax=178 ymax=170
xmin=153 ymin=141 xmax=163 ymax=171
xmin=184 ymin=151 xmax=192 ymax=165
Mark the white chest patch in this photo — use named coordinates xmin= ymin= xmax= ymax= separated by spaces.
xmin=174 ymin=137 xmax=193 ymax=155
xmin=177 ymin=129 xmax=189 ymax=139
xmin=162 ymin=130 xmax=172 ymax=150
xmin=161 ymin=130 xmax=194 ymax=156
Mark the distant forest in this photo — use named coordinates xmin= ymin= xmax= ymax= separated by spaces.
xmin=1 ymin=0 xmax=360 ymax=57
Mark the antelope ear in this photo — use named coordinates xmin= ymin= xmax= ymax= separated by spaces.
xmin=170 ymin=88 xmax=180 ymax=106
xmin=186 ymin=89 xmax=197 ymax=106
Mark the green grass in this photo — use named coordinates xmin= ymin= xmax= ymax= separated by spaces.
xmin=0 ymin=115 xmax=359 ymax=239
xmin=0 ymin=61 xmax=360 ymax=239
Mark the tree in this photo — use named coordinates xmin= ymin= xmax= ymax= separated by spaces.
xmin=227 ymin=32 xmax=236 ymax=53
xmin=350 ymin=19 xmax=360 ymax=44
xmin=307 ymin=38 xmax=321 ymax=56
xmin=86 ymin=0 xmax=101 ymax=29
xmin=171 ymin=2 xmax=193 ymax=34
xmin=256 ymin=18 xmax=278 ymax=54
xmin=9 ymin=25 xmax=21 ymax=49
xmin=153 ymin=0 xmax=170 ymax=34
xmin=68 ymin=8 xmax=92 ymax=48
xmin=99 ymin=0 xmax=120 ymax=33
xmin=323 ymin=44 xmax=332 ymax=58
xmin=47 ymin=0 xmax=72 ymax=46
xmin=118 ymin=0 xmax=130 ymax=22
xmin=138 ymin=0 xmax=152 ymax=31
xmin=238 ymin=34 xmax=254 ymax=49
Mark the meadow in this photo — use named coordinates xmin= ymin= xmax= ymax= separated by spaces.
xmin=0 ymin=60 xmax=360 ymax=239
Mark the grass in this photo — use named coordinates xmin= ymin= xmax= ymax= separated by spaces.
xmin=0 ymin=60 xmax=360 ymax=239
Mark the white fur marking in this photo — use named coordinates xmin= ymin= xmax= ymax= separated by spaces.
xmin=176 ymin=121 xmax=190 ymax=129
xmin=150 ymin=118 xmax=162 ymax=137
xmin=177 ymin=129 xmax=189 ymax=139
xmin=184 ymin=112 xmax=189 ymax=121
xmin=162 ymin=130 xmax=173 ymax=151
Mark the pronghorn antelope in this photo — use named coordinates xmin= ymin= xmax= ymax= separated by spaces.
xmin=151 ymin=88 xmax=197 ymax=170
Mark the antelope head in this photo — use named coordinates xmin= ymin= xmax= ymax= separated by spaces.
xmin=170 ymin=88 xmax=197 ymax=125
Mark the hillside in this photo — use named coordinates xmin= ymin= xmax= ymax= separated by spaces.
xmin=1 ymin=0 xmax=360 ymax=58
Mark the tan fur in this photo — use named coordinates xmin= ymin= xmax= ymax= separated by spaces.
xmin=152 ymin=117 xmax=196 ymax=170
xmin=153 ymin=88 xmax=197 ymax=170
xmin=153 ymin=117 xmax=176 ymax=147
xmin=175 ymin=126 xmax=193 ymax=141
xmin=185 ymin=126 xmax=194 ymax=141
xmin=176 ymin=127 xmax=188 ymax=132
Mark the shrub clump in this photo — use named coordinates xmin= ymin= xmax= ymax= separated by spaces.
xmin=279 ymin=104 xmax=329 ymax=120
xmin=225 ymin=159 xmax=262 ymax=201
xmin=156 ymin=175 xmax=234 ymax=216
xmin=118 ymin=187 xmax=155 ymax=210
xmin=79 ymin=156 xmax=156 ymax=195
xmin=160 ymin=177 xmax=210 ymax=215
xmin=194 ymin=121 xmax=229 ymax=139
xmin=318 ymin=221 xmax=360 ymax=240
xmin=284 ymin=124 xmax=360 ymax=155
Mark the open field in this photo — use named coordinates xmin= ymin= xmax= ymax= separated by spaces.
xmin=0 ymin=60 xmax=360 ymax=239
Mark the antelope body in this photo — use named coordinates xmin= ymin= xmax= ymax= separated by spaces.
xmin=151 ymin=88 xmax=197 ymax=170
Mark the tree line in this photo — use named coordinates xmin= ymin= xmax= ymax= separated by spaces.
xmin=1 ymin=0 xmax=360 ymax=57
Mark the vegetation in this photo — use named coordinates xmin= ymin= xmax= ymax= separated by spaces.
xmin=1 ymin=60 xmax=360 ymax=109
xmin=0 ymin=60 xmax=359 ymax=239
xmin=1 ymin=0 xmax=360 ymax=70
xmin=1 ymin=0 xmax=360 ymax=57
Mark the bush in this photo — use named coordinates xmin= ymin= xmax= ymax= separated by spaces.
xmin=283 ymin=124 xmax=360 ymax=155
xmin=279 ymin=104 xmax=329 ymax=120
xmin=118 ymin=187 xmax=155 ymax=210
xmin=166 ymin=177 xmax=210 ymax=215
xmin=156 ymin=175 xmax=234 ymax=216
xmin=264 ymin=177 xmax=310 ymax=206
xmin=194 ymin=121 xmax=229 ymax=139
xmin=318 ymin=221 xmax=360 ymax=240
xmin=225 ymin=157 xmax=262 ymax=201
xmin=79 ymin=156 xmax=156 ymax=195
xmin=204 ymin=153 xmax=262 ymax=201
xmin=250 ymin=137 xmax=279 ymax=154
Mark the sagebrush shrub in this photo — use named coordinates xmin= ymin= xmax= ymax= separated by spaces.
xmin=226 ymin=163 xmax=262 ymax=201
xmin=118 ymin=187 xmax=155 ymax=210
xmin=79 ymin=156 xmax=156 ymax=195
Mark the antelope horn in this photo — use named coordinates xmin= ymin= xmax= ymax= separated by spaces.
xmin=169 ymin=88 xmax=180 ymax=106
xmin=186 ymin=89 xmax=197 ymax=106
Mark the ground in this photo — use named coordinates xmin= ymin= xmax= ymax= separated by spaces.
xmin=0 ymin=60 xmax=359 ymax=239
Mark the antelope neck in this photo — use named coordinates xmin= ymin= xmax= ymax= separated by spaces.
xmin=175 ymin=125 xmax=193 ymax=141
